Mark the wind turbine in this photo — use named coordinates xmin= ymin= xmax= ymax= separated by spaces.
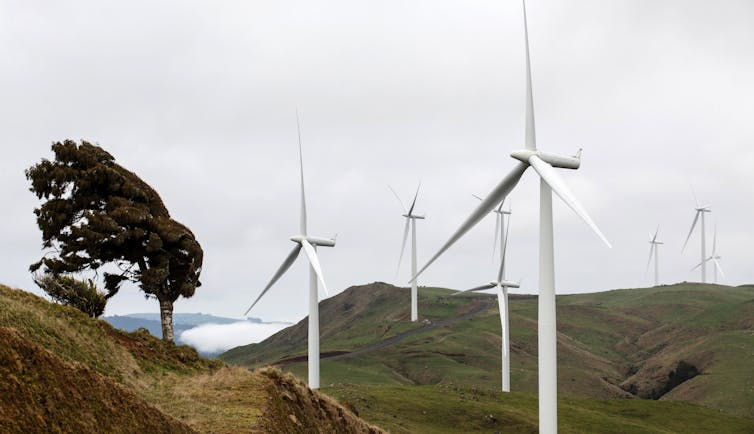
xmin=243 ymin=114 xmax=335 ymax=389
xmin=473 ymin=194 xmax=511 ymax=261
xmin=692 ymin=225 xmax=724 ymax=283
xmin=411 ymin=1 xmax=611 ymax=431
xmin=645 ymin=226 xmax=663 ymax=286
xmin=456 ymin=213 xmax=518 ymax=392
xmin=389 ymin=184 xmax=425 ymax=322
xmin=682 ymin=201 xmax=711 ymax=283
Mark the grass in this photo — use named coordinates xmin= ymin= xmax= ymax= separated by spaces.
xmin=324 ymin=383 xmax=754 ymax=433
xmin=0 ymin=284 xmax=382 ymax=433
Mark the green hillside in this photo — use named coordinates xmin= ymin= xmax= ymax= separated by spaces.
xmin=221 ymin=282 xmax=754 ymax=420
xmin=0 ymin=284 xmax=382 ymax=433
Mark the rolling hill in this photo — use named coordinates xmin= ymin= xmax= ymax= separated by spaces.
xmin=0 ymin=284 xmax=382 ymax=433
xmin=221 ymin=281 xmax=754 ymax=427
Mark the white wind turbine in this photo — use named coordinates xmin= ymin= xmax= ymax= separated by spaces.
xmin=389 ymin=184 xmax=425 ymax=322
xmin=682 ymin=200 xmax=712 ymax=283
xmin=692 ymin=225 xmax=724 ymax=283
xmin=243 ymin=115 xmax=335 ymax=389
xmin=411 ymin=1 xmax=611 ymax=431
xmin=473 ymin=194 xmax=511 ymax=262
xmin=456 ymin=214 xmax=518 ymax=392
xmin=645 ymin=226 xmax=663 ymax=286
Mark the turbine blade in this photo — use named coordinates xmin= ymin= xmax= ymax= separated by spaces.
xmin=408 ymin=182 xmax=421 ymax=216
xmin=492 ymin=213 xmax=501 ymax=260
xmin=651 ymin=225 xmax=659 ymax=243
xmin=712 ymin=225 xmax=717 ymax=256
xmin=682 ymin=211 xmax=700 ymax=252
xmin=496 ymin=284 xmax=505 ymax=322
xmin=645 ymin=243 xmax=655 ymax=274
xmin=297 ymin=111 xmax=307 ymax=235
xmin=396 ymin=217 xmax=410 ymax=276
xmin=301 ymin=240 xmax=328 ymax=296
xmin=713 ymin=258 xmax=725 ymax=277
xmin=472 ymin=194 xmax=484 ymax=201
xmin=497 ymin=212 xmax=511 ymax=282
xmin=410 ymin=163 xmax=529 ymax=282
xmin=528 ymin=155 xmax=611 ymax=248
xmin=691 ymin=187 xmax=700 ymax=208
xmin=523 ymin=0 xmax=536 ymax=150
xmin=457 ymin=283 xmax=496 ymax=294
xmin=244 ymin=245 xmax=302 ymax=315
xmin=388 ymin=185 xmax=407 ymax=213
xmin=690 ymin=257 xmax=712 ymax=271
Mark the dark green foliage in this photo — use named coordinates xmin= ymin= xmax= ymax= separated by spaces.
xmin=26 ymin=140 xmax=203 ymax=340
xmin=33 ymin=273 xmax=107 ymax=318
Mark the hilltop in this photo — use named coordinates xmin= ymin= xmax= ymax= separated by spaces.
xmin=0 ymin=284 xmax=382 ymax=433
xmin=221 ymin=281 xmax=754 ymax=428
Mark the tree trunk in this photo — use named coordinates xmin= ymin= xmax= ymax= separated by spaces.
xmin=159 ymin=299 xmax=174 ymax=342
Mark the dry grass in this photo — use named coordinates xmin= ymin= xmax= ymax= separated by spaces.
xmin=145 ymin=366 xmax=267 ymax=433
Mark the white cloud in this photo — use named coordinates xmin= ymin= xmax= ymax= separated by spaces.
xmin=178 ymin=321 xmax=289 ymax=354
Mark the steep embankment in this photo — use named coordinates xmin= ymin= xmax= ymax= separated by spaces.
xmin=0 ymin=284 xmax=383 ymax=433
xmin=222 ymin=282 xmax=754 ymax=417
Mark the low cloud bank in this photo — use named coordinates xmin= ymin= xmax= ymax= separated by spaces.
xmin=178 ymin=321 xmax=288 ymax=354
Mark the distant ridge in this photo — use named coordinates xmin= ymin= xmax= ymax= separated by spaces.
xmin=103 ymin=313 xmax=290 ymax=356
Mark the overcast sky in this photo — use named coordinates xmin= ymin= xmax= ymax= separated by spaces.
xmin=1 ymin=0 xmax=753 ymax=323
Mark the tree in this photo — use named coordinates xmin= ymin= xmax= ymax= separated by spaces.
xmin=33 ymin=273 xmax=108 ymax=318
xmin=26 ymin=140 xmax=203 ymax=342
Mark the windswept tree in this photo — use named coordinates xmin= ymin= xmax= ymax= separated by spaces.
xmin=26 ymin=140 xmax=203 ymax=342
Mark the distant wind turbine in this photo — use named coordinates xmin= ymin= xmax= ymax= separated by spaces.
xmin=473 ymin=194 xmax=511 ymax=261
xmin=691 ymin=225 xmax=724 ymax=283
xmin=389 ymin=184 xmax=425 ymax=322
xmin=682 ymin=199 xmax=711 ymax=283
xmin=645 ymin=226 xmax=663 ymax=286
xmin=243 ymin=113 xmax=335 ymax=389
xmin=411 ymin=1 xmax=611 ymax=431
xmin=456 ymin=212 xmax=519 ymax=392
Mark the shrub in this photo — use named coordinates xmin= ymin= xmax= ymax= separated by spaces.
xmin=33 ymin=273 xmax=107 ymax=318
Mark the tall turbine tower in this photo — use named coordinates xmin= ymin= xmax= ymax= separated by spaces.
xmin=692 ymin=225 xmax=724 ymax=283
xmin=682 ymin=202 xmax=711 ymax=283
xmin=411 ymin=2 xmax=611 ymax=431
xmin=389 ymin=184 xmax=425 ymax=322
xmin=646 ymin=227 xmax=663 ymax=286
xmin=244 ymin=114 xmax=335 ymax=389
xmin=473 ymin=194 xmax=511 ymax=261
xmin=456 ymin=213 xmax=518 ymax=392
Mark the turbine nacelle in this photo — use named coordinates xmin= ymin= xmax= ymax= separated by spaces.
xmin=510 ymin=149 xmax=581 ymax=170
xmin=402 ymin=213 xmax=426 ymax=220
xmin=289 ymin=235 xmax=336 ymax=247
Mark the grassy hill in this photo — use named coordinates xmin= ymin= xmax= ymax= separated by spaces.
xmin=0 ymin=284 xmax=382 ymax=433
xmin=221 ymin=282 xmax=754 ymax=425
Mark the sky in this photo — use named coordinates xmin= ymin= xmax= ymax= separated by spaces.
xmin=1 ymin=0 xmax=753 ymax=324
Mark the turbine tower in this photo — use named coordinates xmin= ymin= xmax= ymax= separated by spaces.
xmin=682 ymin=202 xmax=711 ymax=283
xmin=389 ymin=184 xmax=425 ymax=322
xmin=692 ymin=225 xmax=724 ymax=283
xmin=411 ymin=2 xmax=611 ymax=431
xmin=473 ymin=194 xmax=511 ymax=261
xmin=646 ymin=227 xmax=663 ymax=286
xmin=457 ymin=213 xmax=518 ymax=392
xmin=244 ymin=114 xmax=335 ymax=389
